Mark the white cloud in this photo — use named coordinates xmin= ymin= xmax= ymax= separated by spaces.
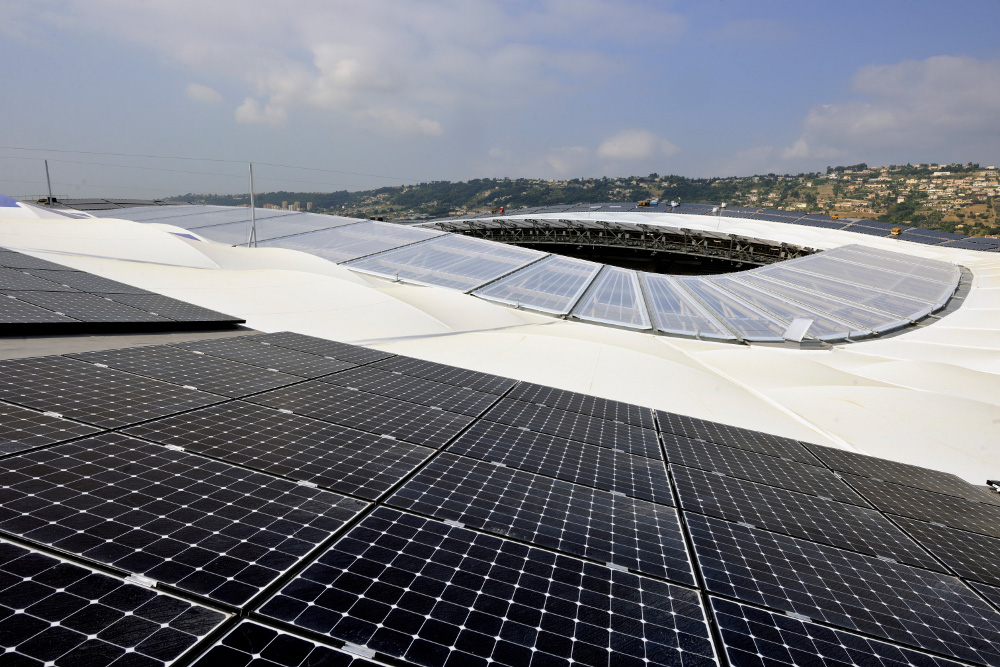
xmin=185 ymin=82 xmax=222 ymax=104
xmin=234 ymin=98 xmax=287 ymax=125
xmin=597 ymin=129 xmax=679 ymax=161
xmin=546 ymin=146 xmax=590 ymax=174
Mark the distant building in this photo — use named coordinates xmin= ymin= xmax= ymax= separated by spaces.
xmin=306 ymin=202 xmax=313 ymax=211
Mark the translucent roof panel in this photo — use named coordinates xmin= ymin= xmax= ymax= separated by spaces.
xmin=259 ymin=221 xmax=443 ymax=263
xmin=755 ymin=265 xmax=934 ymax=321
xmin=642 ymin=273 xmax=734 ymax=340
xmin=173 ymin=208 xmax=298 ymax=229
xmin=788 ymin=254 xmax=955 ymax=305
xmin=710 ymin=276 xmax=867 ymax=341
xmin=251 ymin=213 xmax=358 ymax=242
xmin=734 ymin=273 xmax=908 ymax=334
xmin=473 ymin=255 xmax=601 ymax=314
xmin=86 ymin=205 xmax=213 ymax=220
xmin=571 ymin=267 xmax=651 ymax=329
xmin=345 ymin=234 xmax=547 ymax=292
xmin=677 ymin=277 xmax=787 ymax=342
xmin=190 ymin=221 xmax=257 ymax=246
xmin=834 ymin=244 xmax=962 ymax=276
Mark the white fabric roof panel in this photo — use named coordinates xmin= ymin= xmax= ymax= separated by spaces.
xmin=678 ymin=276 xmax=788 ymax=342
xmin=259 ymin=221 xmax=443 ymax=263
xmin=345 ymin=234 xmax=547 ymax=292
xmin=572 ymin=266 xmax=651 ymax=329
xmin=473 ymin=255 xmax=601 ymax=314
xmin=641 ymin=273 xmax=735 ymax=340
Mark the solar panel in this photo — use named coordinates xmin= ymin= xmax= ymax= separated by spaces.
xmin=0 ymin=249 xmax=77 ymax=271
xmin=506 ymin=381 xmax=655 ymax=429
xmin=249 ymin=331 xmax=395 ymax=365
xmin=0 ymin=401 xmax=100 ymax=455
xmin=69 ymin=345 xmax=301 ymax=398
xmin=485 ymin=398 xmax=661 ymax=459
xmin=370 ymin=355 xmax=517 ymax=395
xmin=246 ymin=381 xmax=474 ymax=448
xmin=5 ymin=291 xmax=174 ymax=323
xmin=656 ymin=411 xmax=818 ymax=463
xmin=20 ymin=269 xmax=153 ymax=294
xmin=171 ymin=336 xmax=357 ymax=378
xmin=0 ymin=433 xmax=367 ymax=607
xmin=0 ymin=538 xmax=228 ymax=666
xmin=258 ymin=507 xmax=717 ymax=667
xmin=125 ymin=401 xmax=435 ymax=501
xmin=710 ymin=597 xmax=966 ymax=667
xmin=0 ymin=293 xmax=81 ymax=324
xmin=664 ymin=436 xmax=867 ymax=506
xmin=447 ymin=421 xmax=673 ymax=504
xmin=388 ymin=453 xmax=692 ymax=583
xmin=317 ymin=365 xmax=497 ymax=416
xmin=891 ymin=516 xmax=1000 ymax=586
xmin=191 ymin=620 xmax=383 ymax=666
xmin=686 ymin=514 xmax=1000 ymax=664
xmin=0 ymin=267 xmax=77 ymax=291
xmin=100 ymin=293 xmax=244 ymax=322
xmin=972 ymin=582 xmax=1000 ymax=610
xmin=672 ymin=465 xmax=942 ymax=570
xmin=844 ymin=475 xmax=1000 ymax=539
xmin=0 ymin=355 xmax=224 ymax=428
xmin=804 ymin=443 xmax=1000 ymax=505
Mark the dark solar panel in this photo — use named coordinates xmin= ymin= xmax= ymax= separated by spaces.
xmin=318 ymin=365 xmax=498 ymax=416
xmin=892 ymin=516 xmax=1000 ymax=586
xmin=21 ymin=269 xmax=153 ymax=294
xmin=172 ymin=336 xmax=356 ymax=378
xmin=0 ymin=249 xmax=76 ymax=271
xmin=844 ymin=475 xmax=1000 ymax=539
xmin=805 ymin=443 xmax=1000 ymax=505
xmin=0 ymin=401 xmax=100 ymax=455
xmin=0 ymin=355 xmax=224 ymax=428
xmin=0 ymin=538 xmax=228 ymax=666
xmin=0 ymin=267 xmax=77 ymax=291
xmin=191 ymin=620 xmax=382 ymax=666
xmin=250 ymin=331 xmax=395 ymax=365
xmin=710 ymin=598 xmax=966 ymax=667
xmin=687 ymin=514 xmax=1000 ymax=664
xmin=486 ymin=398 xmax=661 ymax=459
xmin=69 ymin=345 xmax=301 ymax=398
xmin=447 ymin=420 xmax=673 ymax=504
xmin=259 ymin=507 xmax=717 ymax=667
xmin=370 ymin=355 xmax=517 ymax=395
xmin=0 ymin=293 xmax=80 ymax=324
xmin=843 ymin=225 xmax=891 ymax=237
xmin=672 ymin=465 xmax=942 ymax=570
xmin=101 ymin=293 xmax=244 ymax=322
xmin=0 ymin=433 xmax=367 ymax=607
xmin=940 ymin=239 xmax=1000 ymax=250
xmin=972 ymin=582 xmax=1000 ymax=609
xmin=247 ymin=380 xmax=474 ymax=448
xmin=125 ymin=401 xmax=434 ymax=501
xmin=656 ymin=411 xmax=818 ymax=463
xmin=388 ymin=453 xmax=692 ymax=583
xmin=506 ymin=381 xmax=655 ymax=428
xmin=5 ymin=291 xmax=173 ymax=322
xmin=664 ymin=436 xmax=868 ymax=506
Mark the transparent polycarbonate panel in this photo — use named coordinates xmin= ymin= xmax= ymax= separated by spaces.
xmin=825 ymin=247 xmax=961 ymax=285
xmin=759 ymin=265 xmax=935 ymax=320
xmin=345 ymin=234 xmax=547 ymax=291
xmin=86 ymin=205 xmax=213 ymax=220
xmin=571 ymin=267 xmax=651 ymax=329
xmin=176 ymin=208 xmax=299 ymax=229
xmin=735 ymin=273 xmax=905 ymax=333
xmin=710 ymin=276 xmax=863 ymax=341
xmin=642 ymin=273 xmax=734 ymax=339
xmin=834 ymin=244 xmax=962 ymax=277
xmin=677 ymin=277 xmax=787 ymax=341
xmin=189 ymin=221 xmax=258 ymax=246
xmin=250 ymin=213 xmax=359 ymax=242
xmin=474 ymin=255 xmax=601 ymax=314
xmin=789 ymin=254 xmax=954 ymax=305
xmin=260 ymin=221 xmax=443 ymax=263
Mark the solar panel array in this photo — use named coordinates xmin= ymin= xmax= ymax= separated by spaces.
xmin=1 ymin=330 xmax=999 ymax=665
xmin=0 ymin=247 xmax=244 ymax=333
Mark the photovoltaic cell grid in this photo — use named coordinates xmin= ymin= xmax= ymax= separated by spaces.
xmin=0 ymin=433 xmax=367 ymax=607
xmin=0 ymin=294 xmax=80 ymax=324
xmin=657 ymin=410 xmax=818 ymax=463
xmin=388 ymin=453 xmax=693 ymax=583
xmin=447 ymin=420 xmax=673 ymax=504
xmin=687 ymin=514 xmax=1000 ymax=664
xmin=0 ymin=266 xmax=77 ymax=291
xmin=485 ymin=398 xmax=662 ymax=459
xmin=0 ymin=249 xmax=78 ymax=271
xmin=259 ymin=507 xmax=718 ymax=667
xmin=0 ymin=539 xmax=228 ymax=667
xmin=102 ymin=293 xmax=244 ymax=323
xmin=891 ymin=516 xmax=1000 ymax=587
xmin=972 ymin=582 xmax=1000 ymax=610
xmin=370 ymin=355 xmax=517 ymax=395
xmin=21 ymin=268 xmax=154 ymax=294
xmin=671 ymin=465 xmax=942 ymax=570
xmin=249 ymin=330 xmax=395 ymax=365
xmin=0 ymin=401 xmax=100 ymax=455
xmin=171 ymin=336 xmax=358 ymax=378
xmin=125 ymin=401 xmax=435 ymax=501
xmin=69 ymin=345 xmax=302 ymax=398
xmin=506 ymin=381 xmax=655 ymax=429
xmin=4 ymin=290 xmax=174 ymax=322
xmin=710 ymin=598 xmax=966 ymax=667
xmin=191 ymin=621 xmax=383 ymax=666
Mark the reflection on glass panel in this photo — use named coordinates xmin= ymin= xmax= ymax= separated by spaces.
xmin=677 ymin=277 xmax=787 ymax=342
xmin=346 ymin=234 xmax=546 ymax=292
xmin=788 ymin=255 xmax=953 ymax=304
xmin=642 ymin=274 xmax=734 ymax=339
xmin=259 ymin=221 xmax=443 ymax=263
xmin=474 ymin=255 xmax=601 ymax=314
xmin=572 ymin=267 xmax=651 ymax=329
xmin=832 ymin=244 xmax=961 ymax=278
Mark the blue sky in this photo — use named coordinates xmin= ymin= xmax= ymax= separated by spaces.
xmin=2 ymin=0 xmax=1000 ymax=198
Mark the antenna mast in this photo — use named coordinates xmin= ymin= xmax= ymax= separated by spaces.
xmin=248 ymin=162 xmax=257 ymax=247
xmin=44 ymin=160 xmax=54 ymax=206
